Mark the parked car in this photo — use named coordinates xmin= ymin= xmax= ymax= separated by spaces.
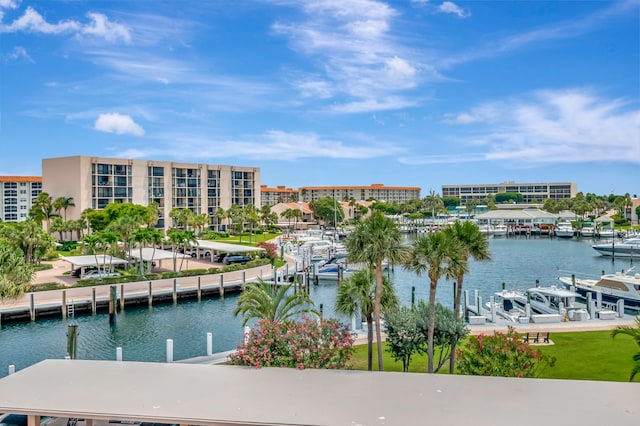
xmin=183 ymin=248 xmax=212 ymax=258
xmin=214 ymin=253 xmax=228 ymax=263
xmin=84 ymin=270 xmax=121 ymax=279
xmin=0 ymin=414 xmax=67 ymax=426
xmin=222 ymin=255 xmax=253 ymax=265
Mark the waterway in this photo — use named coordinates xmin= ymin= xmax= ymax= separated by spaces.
xmin=0 ymin=236 xmax=635 ymax=377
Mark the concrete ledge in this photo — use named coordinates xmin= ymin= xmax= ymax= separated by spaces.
xmin=518 ymin=316 xmax=530 ymax=324
xmin=531 ymin=314 xmax=562 ymax=324
xmin=597 ymin=310 xmax=617 ymax=320
xmin=469 ymin=315 xmax=486 ymax=325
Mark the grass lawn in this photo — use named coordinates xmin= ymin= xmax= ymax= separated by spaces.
xmin=348 ymin=330 xmax=639 ymax=382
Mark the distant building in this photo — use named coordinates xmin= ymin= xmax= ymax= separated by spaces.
xmin=442 ymin=181 xmax=577 ymax=204
xmin=0 ymin=176 xmax=42 ymax=222
xmin=42 ymin=156 xmax=260 ymax=231
xmin=298 ymin=184 xmax=421 ymax=204
xmin=260 ymin=185 xmax=298 ymax=206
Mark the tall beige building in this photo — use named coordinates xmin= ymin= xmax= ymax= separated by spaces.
xmin=42 ymin=156 xmax=260 ymax=230
xmin=298 ymin=184 xmax=421 ymax=204
xmin=0 ymin=176 xmax=42 ymax=222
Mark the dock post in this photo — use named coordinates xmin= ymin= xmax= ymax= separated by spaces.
xmin=207 ymin=332 xmax=213 ymax=356
xmin=166 ymin=339 xmax=174 ymax=363
xmin=116 ymin=347 xmax=122 ymax=361
xmin=463 ymin=290 xmax=469 ymax=318
xmin=243 ymin=325 xmax=251 ymax=344
xmin=319 ymin=303 xmax=324 ymax=324
xmin=219 ymin=274 xmax=224 ymax=297
xmin=109 ymin=285 xmax=117 ymax=325
xmin=490 ymin=296 xmax=496 ymax=322
xmin=148 ymin=282 xmax=153 ymax=307
xmin=66 ymin=324 xmax=79 ymax=359
xmin=411 ymin=286 xmax=416 ymax=308
xmin=62 ymin=290 xmax=67 ymax=320
xmin=197 ymin=277 xmax=202 ymax=302
xmin=596 ymin=292 xmax=602 ymax=310
xmin=617 ymin=299 xmax=625 ymax=318
xmin=351 ymin=314 xmax=357 ymax=332
xmin=477 ymin=295 xmax=483 ymax=316
xmin=473 ymin=289 xmax=479 ymax=309
xmin=241 ymin=271 xmax=246 ymax=290
xmin=92 ymin=288 xmax=96 ymax=314
xmin=8 ymin=365 xmax=15 ymax=375
xmin=558 ymin=301 xmax=565 ymax=319
xmin=586 ymin=293 xmax=593 ymax=316
xmin=173 ymin=279 xmax=177 ymax=304
xmin=272 ymin=266 xmax=277 ymax=283
xmin=313 ymin=263 xmax=319 ymax=285
xmin=525 ymin=303 xmax=531 ymax=318
xmin=120 ymin=284 xmax=125 ymax=311
xmin=29 ymin=293 xmax=35 ymax=321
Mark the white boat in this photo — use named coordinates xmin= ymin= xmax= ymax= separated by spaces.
xmin=597 ymin=226 xmax=615 ymax=238
xmin=488 ymin=290 xmax=528 ymax=322
xmin=580 ymin=222 xmax=595 ymax=238
xmin=492 ymin=224 xmax=508 ymax=237
xmin=559 ymin=267 xmax=640 ymax=311
xmin=525 ymin=286 xmax=583 ymax=315
xmin=554 ymin=221 xmax=575 ymax=238
xmin=591 ymin=237 xmax=640 ymax=258
xmin=315 ymin=263 xmax=354 ymax=280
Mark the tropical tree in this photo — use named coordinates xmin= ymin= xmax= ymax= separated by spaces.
xmin=335 ymin=269 xmax=399 ymax=371
xmin=30 ymin=192 xmax=59 ymax=232
xmin=107 ymin=215 xmax=142 ymax=260
xmin=0 ymin=239 xmax=34 ymax=300
xmin=244 ymin=204 xmax=260 ymax=243
xmin=234 ymin=279 xmax=318 ymax=326
xmin=82 ymin=233 xmax=104 ymax=273
xmin=405 ymin=231 xmax=467 ymax=373
xmin=53 ymin=196 xmax=75 ymax=220
xmin=132 ymin=228 xmax=154 ymax=275
xmin=384 ymin=305 xmax=424 ymax=372
xmin=215 ymin=207 xmax=228 ymax=231
xmin=424 ymin=189 xmax=444 ymax=220
xmin=345 ymin=210 xmax=409 ymax=371
xmin=612 ymin=317 xmax=640 ymax=382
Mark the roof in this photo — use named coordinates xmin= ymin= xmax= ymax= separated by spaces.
xmin=60 ymin=255 xmax=128 ymax=267
xmin=194 ymin=240 xmax=264 ymax=253
xmin=300 ymin=184 xmax=421 ymax=191
xmin=0 ymin=359 xmax=637 ymax=426
xmin=475 ymin=209 xmax=558 ymax=220
xmin=0 ymin=176 xmax=42 ymax=183
xmin=276 ymin=202 xmax=313 ymax=214
xmin=127 ymin=248 xmax=188 ymax=261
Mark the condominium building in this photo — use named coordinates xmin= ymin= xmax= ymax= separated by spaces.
xmin=260 ymin=185 xmax=298 ymax=206
xmin=42 ymin=156 xmax=260 ymax=230
xmin=442 ymin=181 xmax=577 ymax=204
xmin=0 ymin=176 xmax=42 ymax=222
xmin=298 ymin=184 xmax=421 ymax=204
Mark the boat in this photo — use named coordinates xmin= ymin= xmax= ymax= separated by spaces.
xmin=597 ymin=225 xmax=615 ymax=238
xmin=315 ymin=263 xmax=354 ymax=280
xmin=580 ymin=222 xmax=595 ymax=238
xmin=487 ymin=290 xmax=527 ymax=323
xmin=554 ymin=221 xmax=575 ymax=238
xmin=492 ymin=224 xmax=508 ymax=237
xmin=525 ymin=286 xmax=583 ymax=315
xmin=591 ymin=237 xmax=640 ymax=258
xmin=559 ymin=267 xmax=640 ymax=311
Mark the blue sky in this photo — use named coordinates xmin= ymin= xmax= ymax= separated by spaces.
xmin=1 ymin=0 xmax=638 ymax=196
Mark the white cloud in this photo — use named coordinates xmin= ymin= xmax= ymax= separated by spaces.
xmin=0 ymin=6 xmax=130 ymax=43
xmin=330 ymin=97 xmax=416 ymax=113
xmin=270 ymin=0 xmax=425 ymax=112
xmin=0 ymin=0 xmax=19 ymax=8
xmin=4 ymin=45 xmax=32 ymax=62
xmin=438 ymin=2 xmax=470 ymax=18
xmin=115 ymin=129 xmax=403 ymax=161
xmin=94 ymin=113 xmax=145 ymax=136
xmin=80 ymin=13 xmax=131 ymax=43
xmin=444 ymin=89 xmax=640 ymax=164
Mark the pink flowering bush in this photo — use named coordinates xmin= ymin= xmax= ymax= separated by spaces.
xmin=229 ymin=317 xmax=355 ymax=369
xmin=257 ymin=241 xmax=278 ymax=262
xmin=456 ymin=326 xmax=555 ymax=378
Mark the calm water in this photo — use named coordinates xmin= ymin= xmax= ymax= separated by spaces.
xmin=0 ymin=236 xmax=634 ymax=377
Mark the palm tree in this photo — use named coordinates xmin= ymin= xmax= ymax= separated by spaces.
xmin=132 ymin=228 xmax=154 ymax=275
xmin=612 ymin=317 xmax=640 ymax=381
xmin=234 ymin=279 xmax=317 ymax=326
xmin=215 ymin=207 xmax=228 ymax=231
xmin=443 ymin=220 xmax=491 ymax=372
xmin=82 ymin=233 xmax=104 ymax=273
xmin=0 ymin=241 xmax=34 ymax=300
xmin=344 ymin=210 xmax=409 ymax=371
xmin=30 ymin=192 xmax=59 ymax=232
xmin=424 ymin=189 xmax=444 ymax=221
xmin=53 ymin=196 xmax=75 ymax=220
xmin=336 ymin=269 xmax=398 ymax=371
xmin=405 ymin=231 xmax=467 ymax=373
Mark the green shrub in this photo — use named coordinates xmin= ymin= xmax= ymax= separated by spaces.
xmin=29 ymin=282 xmax=66 ymax=292
xmin=33 ymin=263 xmax=54 ymax=272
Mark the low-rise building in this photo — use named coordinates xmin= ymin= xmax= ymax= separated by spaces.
xmin=260 ymin=185 xmax=298 ymax=206
xmin=442 ymin=181 xmax=577 ymax=204
xmin=0 ymin=176 xmax=42 ymax=222
xmin=299 ymin=183 xmax=421 ymax=204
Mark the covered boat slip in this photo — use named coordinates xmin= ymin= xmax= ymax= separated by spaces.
xmin=0 ymin=360 xmax=637 ymax=426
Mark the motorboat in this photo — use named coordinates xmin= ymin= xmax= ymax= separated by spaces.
xmin=554 ymin=221 xmax=575 ymax=238
xmin=315 ymin=263 xmax=354 ymax=280
xmin=597 ymin=225 xmax=615 ymax=238
xmin=559 ymin=267 xmax=640 ymax=311
xmin=591 ymin=237 xmax=640 ymax=258
xmin=487 ymin=290 xmax=527 ymax=323
xmin=525 ymin=286 xmax=583 ymax=314
xmin=580 ymin=222 xmax=595 ymax=238
xmin=492 ymin=224 xmax=508 ymax=237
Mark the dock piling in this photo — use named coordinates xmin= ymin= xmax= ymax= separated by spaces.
xmin=120 ymin=284 xmax=125 ymax=311
xmin=219 ymin=275 xmax=224 ymax=297
xmin=61 ymin=290 xmax=67 ymax=320
xmin=197 ymin=277 xmax=202 ymax=302
xmin=29 ymin=293 xmax=35 ymax=321
xmin=148 ymin=282 xmax=153 ymax=306
xmin=207 ymin=332 xmax=213 ymax=356
xmin=66 ymin=324 xmax=79 ymax=359
xmin=173 ymin=279 xmax=177 ymax=304
xmin=92 ymin=288 xmax=96 ymax=314
xmin=116 ymin=347 xmax=122 ymax=361
xmin=109 ymin=285 xmax=117 ymax=325
xmin=8 ymin=365 xmax=15 ymax=375
xmin=166 ymin=339 xmax=174 ymax=363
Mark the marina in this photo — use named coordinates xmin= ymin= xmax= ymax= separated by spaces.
xmin=1 ymin=235 xmax=639 ymax=378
